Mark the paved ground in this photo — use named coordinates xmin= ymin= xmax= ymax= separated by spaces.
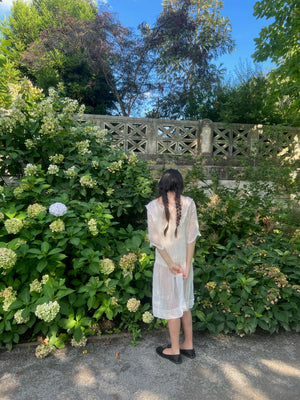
xmin=0 ymin=330 xmax=299 ymax=400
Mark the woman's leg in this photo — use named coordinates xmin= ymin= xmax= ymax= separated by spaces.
xmin=181 ymin=309 xmax=193 ymax=349
xmin=163 ymin=318 xmax=181 ymax=355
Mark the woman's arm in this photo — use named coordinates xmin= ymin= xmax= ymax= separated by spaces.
xmin=184 ymin=239 xmax=196 ymax=279
xmin=156 ymin=247 xmax=183 ymax=275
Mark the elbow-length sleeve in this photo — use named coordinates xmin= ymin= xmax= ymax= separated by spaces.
xmin=187 ymin=199 xmax=200 ymax=244
xmin=146 ymin=203 xmax=164 ymax=250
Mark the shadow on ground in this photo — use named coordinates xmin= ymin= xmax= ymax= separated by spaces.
xmin=1 ymin=331 xmax=299 ymax=400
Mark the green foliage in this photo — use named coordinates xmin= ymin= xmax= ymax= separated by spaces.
xmin=196 ymin=74 xmax=284 ymax=124
xmin=0 ymin=79 xmax=299 ymax=353
xmin=253 ymin=0 xmax=300 ymax=126
xmin=0 ymin=79 xmax=155 ymax=350
xmin=185 ymin=161 xmax=300 ymax=335
xmin=0 ymin=0 xmax=114 ymax=114
xmin=0 ymin=39 xmax=21 ymax=107
xmin=143 ymin=0 xmax=234 ymax=119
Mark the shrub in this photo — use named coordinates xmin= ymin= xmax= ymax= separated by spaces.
xmin=0 ymin=79 xmax=156 ymax=350
xmin=0 ymin=79 xmax=299 ymax=353
xmin=185 ymin=163 xmax=300 ymax=335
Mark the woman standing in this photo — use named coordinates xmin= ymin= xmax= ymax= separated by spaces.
xmin=146 ymin=169 xmax=200 ymax=364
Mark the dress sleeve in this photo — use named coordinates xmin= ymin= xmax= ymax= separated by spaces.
xmin=146 ymin=204 xmax=164 ymax=250
xmin=187 ymin=200 xmax=201 ymax=243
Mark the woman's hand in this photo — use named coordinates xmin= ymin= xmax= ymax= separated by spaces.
xmin=183 ymin=267 xmax=189 ymax=280
xmin=169 ymin=264 xmax=183 ymax=275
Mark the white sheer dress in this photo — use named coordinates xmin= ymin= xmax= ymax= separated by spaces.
xmin=146 ymin=196 xmax=200 ymax=319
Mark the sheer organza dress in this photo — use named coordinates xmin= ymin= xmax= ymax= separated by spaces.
xmin=146 ymin=196 xmax=200 ymax=320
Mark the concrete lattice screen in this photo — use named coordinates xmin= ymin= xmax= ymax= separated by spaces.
xmin=82 ymin=114 xmax=300 ymax=180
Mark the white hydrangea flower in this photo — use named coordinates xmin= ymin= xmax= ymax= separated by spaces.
xmin=63 ymin=99 xmax=79 ymax=115
xmin=71 ymin=335 xmax=87 ymax=347
xmin=0 ymin=286 xmax=17 ymax=311
xmin=49 ymin=202 xmax=67 ymax=217
xmin=35 ymin=301 xmax=60 ymax=322
xmin=78 ymin=104 xmax=85 ymax=115
xmin=0 ymin=248 xmax=17 ymax=272
xmin=24 ymin=163 xmax=39 ymax=176
xmin=126 ymin=298 xmax=140 ymax=313
xmin=64 ymin=166 xmax=77 ymax=179
xmin=25 ymin=139 xmax=37 ymax=149
xmin=99 ymin=258 xmax=115 ymax=275
xmin=47 ymin=164 xmax=60 ymax=175
xmin=30 ymin=279 xmax=43 ymax=293
xmin=76 ymin=140 xmax=91 ymax=155
xmin=14 ymin=309 xmax=30 ymax=324
xmin=79 ymin=175 xmax=97 ymax=188
xmin=119 ymin=253 xmax=137 ymax=278
xmin=4 ymin=218 xmax=23 ymax=234
xmin=35 ymin=343 xmax=55 ymax=359
xmin=49 ymin=154 xmax=64 ymax=164
xmin=88 ymin=218 xmax=98 ymax=236
xmin=40 ymin=115 xmax=59 ymax=136
xmin=27 ymin=203 xmax=47 ymax=218
xmin=49 ymin=219 xmax=65 ymax=233
xmin=142 ymin=311 xmax=154 ymax=324
xmin=41 ymin=274 xmax=49 ymax=285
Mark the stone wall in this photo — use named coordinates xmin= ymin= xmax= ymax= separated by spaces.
xmin=82 ymin=114 xmax=300 ymax=180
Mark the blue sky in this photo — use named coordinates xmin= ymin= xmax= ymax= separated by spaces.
xmin=97 ymin=0 xmax=274 ymax=78
xmin=1 ymin=0 xmax=273 ymax=77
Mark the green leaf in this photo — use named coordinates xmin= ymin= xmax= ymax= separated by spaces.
xmin=19 ymin=289 xmax=30 ymax=304
xmin=48 ymin=248 xmax=63 ymax=255
xmin=41 ymin=242 xmax=50 ymax=254
xmin=28 ymin=248 xmax=42 ymax=255
xmin=73 ymin=327 xmax=83 ymax=342
xmin=37 ymin=260 xmax=48 ymax=272
xmin=87 ymin=297 xmax=95 ymax=310
xmin=70 ymin=237 xmax=81 ymax=246
xmin=59 ymin=318 xmax=76 ymax=330
xmin=144 ymin=270 xmax=152 ymax=278
xmin=106 ymin=309 xmax=113 ymax=320
xmin=56 ymin=289 xmax=75 ymax=299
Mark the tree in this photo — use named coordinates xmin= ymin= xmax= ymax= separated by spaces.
xmin=252 ymin=0 xmax=300 ymax=126
xmin=21 ymin=15 xmax=115 ymax=113
xmin=1 ymin=1 xmax=158 ymax=116
xmin=0 ymin=0 xmax=115 ymax=113
xmin=198 ymin=74 xmax=284 ymax=124
xmin=0 ymin=0 xmax=96 ymax=54
xmin=0 ymin=39 xmax=20 ymax=107
xmin=142 ymin=0 xmax=234 ymax=118
xmin=189 ymin=62 xmax=286 ymax=124
xmin=20 ymin=11 xmax=156 ymax=116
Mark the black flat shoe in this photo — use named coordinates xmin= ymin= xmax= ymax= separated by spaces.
xmin=156 ymin=346 xmax=182 ymax=364
xmin=166 ymin=344 xmax=196 ymax=359
xmin=180 ymin=348 xmax=196 ymax=359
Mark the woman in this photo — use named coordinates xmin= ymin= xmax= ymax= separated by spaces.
xmin=146 ymin=169 xmax=200 ymax=364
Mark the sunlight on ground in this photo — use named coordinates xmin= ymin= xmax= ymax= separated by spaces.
xmin=73 ymin=364 xmax=97 ymax=387
xmin=0 ymin=373 xmax=20 ymax=400
xmin=260 ymin=359 xmax=300 ymax=378
xmin=221 ymin=362 xmax=270 ymax=400
xmin=134 ymin=391 xmax=170 ymax=400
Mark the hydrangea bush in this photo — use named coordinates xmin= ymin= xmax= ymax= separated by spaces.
xmin=0 ymin=79 xmax=156 ymax=351
xmin=0 ymin=78 xmax=299 ymax=355
xmin=184 ymin=163 xmax=300 ymax=335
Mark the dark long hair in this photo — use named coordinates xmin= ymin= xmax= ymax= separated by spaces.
xmin=158 ymin=169 xmax=184 ymax=237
